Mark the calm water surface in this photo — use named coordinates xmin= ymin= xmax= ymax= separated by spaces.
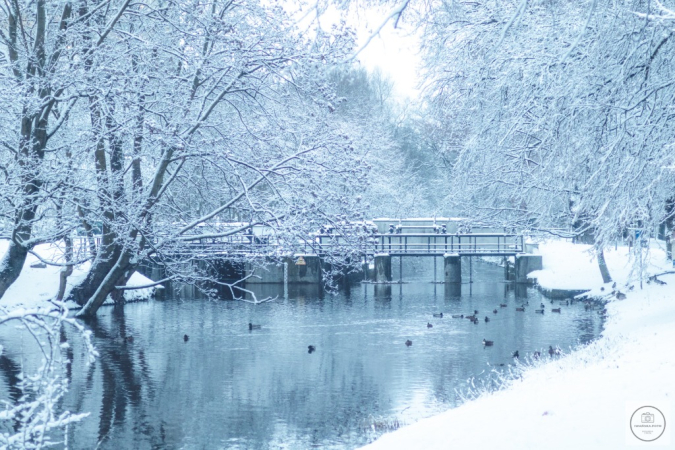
xmin=0 ymin=260 xmax=603 ymax=449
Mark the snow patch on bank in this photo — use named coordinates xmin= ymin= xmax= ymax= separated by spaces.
xmin=361 ymin=240 xmax=675 ymax=449
xmin=0 ymin=240 xmax=156 ymax=309
xmin=528 ymin=239 xmax=671 ymax=291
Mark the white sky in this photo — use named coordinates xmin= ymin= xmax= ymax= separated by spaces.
xmin=293 ymin=4 xmax=423 ymax=99
xmin=352 ymin=7 xmax=422 ymax=99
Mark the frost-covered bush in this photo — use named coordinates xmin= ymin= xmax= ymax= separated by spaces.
xmin=0 ymin=303 xmax=97 ymax=449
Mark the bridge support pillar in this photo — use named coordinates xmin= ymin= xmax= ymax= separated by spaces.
xmin=515 ymin=254 xmax=543 ymax=284
xmin=444 ymin=254 xmax=461 ymax=284
xmin=246 ymin=255 xmax=322 ymax=284
xmin=374 ymin=254 xmax=392 ymax=282
xmin=285 ymin=255 xmax=322 ymax=284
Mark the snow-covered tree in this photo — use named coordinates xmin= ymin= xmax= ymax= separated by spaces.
xmin=419 ymin=0 xmax=675 ymax=276
xmin=0 ymin=1 xmax=381 ymax=314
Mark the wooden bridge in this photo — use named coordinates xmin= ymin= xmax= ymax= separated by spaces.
xmin=80 ymin=218 xmax=541 ymax=285
xmin=177 ymin=232 xmax=537 ymax=285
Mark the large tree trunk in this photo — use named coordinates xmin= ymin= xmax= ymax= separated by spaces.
xmin=77 ymin=250 xmax=133 ymax=318
xmin=597 ymin=248 xmax=613 ymax=284
xmin=0 ymin=243 xmax=29 ymax=298
xmin=68 ymin=246 xmax=122 ymax=306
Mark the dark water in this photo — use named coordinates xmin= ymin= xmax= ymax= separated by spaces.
xmin=0 ymin=259 xmax=603 ymax=449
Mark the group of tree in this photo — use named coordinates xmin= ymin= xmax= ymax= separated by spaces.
xmin=0 ymin=0 xmax=405 ymax=315
xmin=415 ymin=0 xmax=675 ymax=280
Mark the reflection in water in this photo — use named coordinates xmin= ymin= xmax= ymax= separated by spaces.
xmin=0 ymin=261 xmax=604 ymax=449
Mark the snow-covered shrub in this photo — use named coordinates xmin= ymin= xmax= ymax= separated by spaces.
xmin=0 ymin=303 xmax=97 ymax=449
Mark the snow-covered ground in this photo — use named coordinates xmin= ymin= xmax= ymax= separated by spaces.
xmin=529 ymin=239 xmax=671 ymax=291
xmin=362 ymin=240 xmax=675 ymax=449
xmin=0 ymin=240 xmax=155 ymax=310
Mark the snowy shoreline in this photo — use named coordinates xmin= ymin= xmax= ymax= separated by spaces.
xmin=361 ymin=240 xmax=675 ymax=449
xmin=0 ymin=240 xmax=156 ymax=311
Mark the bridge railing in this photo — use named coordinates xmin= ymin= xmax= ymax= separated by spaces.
xmin=314 ymin=233 xmax=524 ymax=256
xmin=72 ymin=233 xmax=525 ymax=258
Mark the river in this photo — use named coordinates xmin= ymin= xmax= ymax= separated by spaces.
xmin=0 ymin=259 xmax=603 ymax=449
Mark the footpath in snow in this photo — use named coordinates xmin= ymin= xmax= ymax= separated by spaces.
xmin=362 ymin=240 xmax=674 ymax=449
xmin=0 ymin=240 xmax=156 ymax=310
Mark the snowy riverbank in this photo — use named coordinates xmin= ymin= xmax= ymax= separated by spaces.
xmin=0 ymin=240 xmax=156 ymax=310
xmin=362 ymin=240 xmax=674 ymax=449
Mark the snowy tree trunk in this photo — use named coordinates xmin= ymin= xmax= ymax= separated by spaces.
xmin=77 ymin=250 xmax=133 ymax=318
xmin=56 ymin=236 xmax=73 ymax=302
xmin=597 ymin=248 xmax=612 ymax=284
xmin=0 ymin=243 xmax=29 ymax=299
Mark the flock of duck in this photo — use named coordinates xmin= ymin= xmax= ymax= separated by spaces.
xmin=179 ymin=298 xmax=602 ymax=358
xmin=402 ymin=298 xmax=596 ymax=360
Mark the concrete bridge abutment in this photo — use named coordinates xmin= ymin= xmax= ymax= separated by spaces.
xmin=374 ymin=254 xmax=392 ymax=283
xmin=246 ymin=255 xmax=322 ymax=284
xmin=444 ymin=254 xmax=462 ymax=284
xmin=514 ymin=254 xmax=543 ymax=284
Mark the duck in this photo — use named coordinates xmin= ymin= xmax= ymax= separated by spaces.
xmin=493 ymin=309 xmax=498 ymax=314
xmin=433 ymin=312 xmax=444 ymax=318
xmin=535 ymin=309 xmax=544 ymax=314
xmin=565 ymin=300 xmax=569 ymax=306
xmin=427 ymin=322 xmax=433 ymax=328
xmin=465 ymin=315 xmax=477 ymax=321
xmin=308 ymin=345 xmax=316 ymax=354
xmin=482 ymin=339 xmax=494 ymax=346
xmin=512 ymin=350 xmax=519 ymax=359
xmin=551 ymin=308 xmax=561 ymax=313
xmin=473 ymin=318 xmax=479 ymax=324
xmin=540 ymin=303 xmax=545 ymax=308
xmin=615 ymin=291 xmax=627 ymax=300
xmin=484 ymin=316 xmax=490 ymax=323
xmin=473 ymin=309 xmax=479 ymax=315
xmin=405 ymin=339 xmax=413 ymax=347
xmin=533 ymin=351 xmax=541 ymax=359
xmin=183 ymin=334 xmax=189 ymax=342
xmin=500 ymin=303 xmax=507 ymax=308
xmin=451 ymin=314 xmax=464 ymax=319
xmin=548 ymin=345 xmax=560 ymax=356
xmin=516 ymin=307 xmax=525 ymax=312
xmin=248 ymin=323 xmax=262 ymax=330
